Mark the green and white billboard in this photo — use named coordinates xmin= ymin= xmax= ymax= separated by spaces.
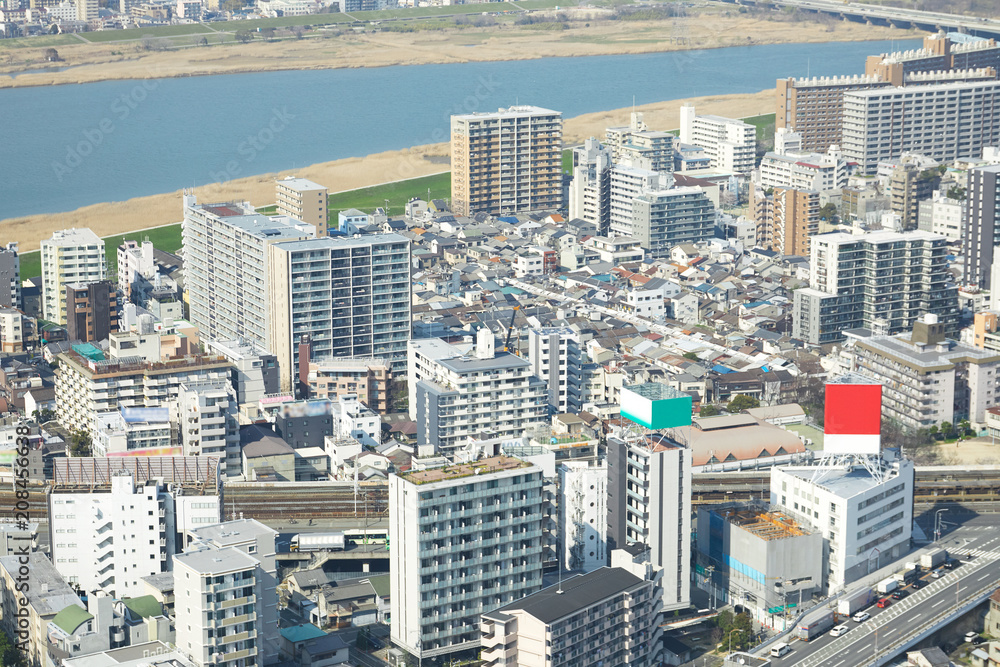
xmin=620 ymin=382 xmax=692 ymax=430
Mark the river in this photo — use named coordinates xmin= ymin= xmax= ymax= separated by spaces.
xmin=0 ymin=38 xmax=919 ymax=220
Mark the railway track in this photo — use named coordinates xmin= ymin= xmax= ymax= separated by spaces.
xmin=220 ymin=483 xmax=388 ymax=521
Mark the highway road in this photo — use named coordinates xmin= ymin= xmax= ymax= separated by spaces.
xmin=762 ymin=515 xmax=1000 ymax=666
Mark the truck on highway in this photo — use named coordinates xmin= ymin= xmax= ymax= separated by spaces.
xmin=893 ymin=566 xmax=919 ymax=585
xmin=837 ymin=587 xmax=874 ymax=616
xmin=876 ymin=577 xmax=898 ymax=595
xmin=921 ymin=548 xmax=947 ymax=570
xmin=796 ymin=608 xmax=836 ymax=641
xmin=291 ymin=532 xmax=346 ymax=552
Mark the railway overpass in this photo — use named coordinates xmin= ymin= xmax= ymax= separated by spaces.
xmin=711 ymin=0 xmax=1000 ymax=40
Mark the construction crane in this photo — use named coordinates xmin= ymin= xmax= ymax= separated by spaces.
xmin=503 ymin=305 xmax=520 ymax=355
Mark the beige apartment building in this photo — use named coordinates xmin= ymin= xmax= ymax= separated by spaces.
xmin=40 ymin=228 xmax=106 ymax=326
xmin=276 ymin=177 xmax=329 ymax=235
xmin=451 ymin=106 xmax=563 ymax=216
xmin=752 ymin=186 xmax=819 ymax=257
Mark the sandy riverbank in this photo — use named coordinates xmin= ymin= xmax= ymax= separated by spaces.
xmin=1 ymin=87 xmax=776 ymax=252
xmin=0 ymin=7 xmax=917 ymax=89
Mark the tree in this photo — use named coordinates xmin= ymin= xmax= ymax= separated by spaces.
xmin=727 ymin=394 xmax=760 ymax=413
xmin=235 ymin=29 xmax=253 ymax=43
xmin=683 ymin=351 xmax=699 ymax=361
xmin=195 ymin=35 xmax=209 ymax=46
xmin=947 ymin=186 xmax=967 ymax=200
xmin=818 ymin=202 xmax=838 ymax=221
xmin=0 ymin=628 xmax=25 ymax=667
xmin=260 ymin=27 xmax=276 ymax=41
xmin=42 ymin=47 xmax=60 ymax=61
xmin=69 ymin=430 xmax=92 ymax=457
xmin=941 ymin=421 xmax=953 ymax=440
xmin=700 ymin=404 xmax=721 ymax=417
xmin=928 ymin=424 xmax=939 ymax=440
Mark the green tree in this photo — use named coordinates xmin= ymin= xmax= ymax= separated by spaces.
xmin=727 ymin=394 xmax=760 ymax=413
xmin=699 ymin=404 xmax=721 ymax=417
xmin=928 ymin=424 xmax=939 ymax=440
xmin=235 ymin=29 xmax=253 ymax=43
xmin=940 ymin=421 xmax=953 ymax=439
xmin=0 ymin=627 xmax=25 ymax=666
xmin=947 ymin=186 xmax=966 ymax=200
xmin=683 ymin=351 xmax=699 ymax=361
xmin=819 ymin=202 xmax=838 ymax=221
xmin=69 ymin=430 xmax=92 ymax=457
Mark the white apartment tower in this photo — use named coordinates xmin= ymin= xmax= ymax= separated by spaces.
xmin=605 ymin=112 xmax=675 ymax=172
xmin=41 ymin=228 xmax=106 ymax=325
xmin=266 ymin=233 xmax=411 ymax=386
xmin=558 ymin=461 xmax=608 ymax=574
xmin=410 ymin=330 xmax=547 ymax=456
xmin=117 ymin=239 xmax=156 ymax=303
xmin=679 ymin=104 xmax=757 ymax=174
xmin=275 ymin=177 xmax=329 ymax=235
xmin=48 ymin=472 xmax=176 ymax=598
xmin=607 ymin=436 xmax=692 ymax=612
xmin=568 ymin=137 xmax=613 ymax=234
xmin=177 ymin=380 xmax=241 ymax=477
xmin=390 ymin=456 xmax=545 ymax=660
xmin=527 ymin=327 xmax=583 ymax=414
xmin=182 ymin=195 xmax=314 ymax=349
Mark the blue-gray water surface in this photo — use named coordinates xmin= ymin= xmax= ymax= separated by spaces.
xmin=0 ymin=38 xmax=920 ymax=220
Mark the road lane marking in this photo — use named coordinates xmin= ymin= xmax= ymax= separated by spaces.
xmin=932 ymin=599 xmax=945 ymax=607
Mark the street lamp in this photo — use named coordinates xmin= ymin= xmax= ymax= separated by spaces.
xmin=935 ymin=508 xmax=947 ymax=542
xmin=729 ymin=628 xmax=740 ymax=655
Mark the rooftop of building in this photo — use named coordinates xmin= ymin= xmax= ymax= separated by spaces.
xmin=191 ymin=204 xmax=313 ymax=240
xmin=717 ymin=506 xmax=809 ymax=540
xmin=61 ymin=641 xmax=194 ymax=667
xmin=273 ymin=232 xmax=408 ymax=252
xmin=173 ymin=545 xmax=260 ymax=575
xmin=778 ymin=459 xmax=910 ymax=499
xmin=856 ymin=332 xmax=1000 ymax=368
xmin=846 ymin=78 xmax=1000 ymax=97
xmin=0 ymin=553 xmax=80 ymax=616
xmin=436 ymin=351 xmax=529 ymax=373
xmin=626 ymin=382 xmax=688 ymax=401
xmin=486 ymin=567 xmax=643 ymax=625
xmin=277 ymin=176 xmax=327 ymax=192
xmin=140 ymin=572 xmax=174 ymax=593
xmin=190 ymin=518 xmax=276 ymax=547
xmin=399 ymin=455 xmax=532 ymax=485
xmin=452 ymin=105 xmax=561 ymax=121
xmin=51 ymin=604 xmax=93 ymax=634
xmin=121 ymin=595 xmax=163 ymax=619
xmin=42 ymin=228 xmax=103 ymax=247
xmin=280 ymin=623 xmax=327 ymax=644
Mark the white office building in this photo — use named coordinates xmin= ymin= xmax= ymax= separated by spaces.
xmin=558 ymin=460 xmax=608 ymax=574
xmin=605 ymin=112 xmax=675 ymax=173
xmin=917 ymin=190 xmax=966 ymax=241
xmin=607 ymin=436 xmax=692 ymax=612
xmin=771 ymin=456 xmax=914 ymax=592
xmin=48 ymin=473 xmax=176 ymax=598
xmin=527 ymin=327 xmax=583 ymax=414
xmin=389 ymin=456 xmax=545 ymax=660
xmin=679 ymin=104 xmax=757 ymax=174
xmin=609 ymin=164 xmax=670 ymax=239
xmin=330 ymin=392 xmax=382 ymax=447
xmin=182 ymin=195 xmax=314 ymax=349
xmin=41 ymin=228 xmax=106 ymax=325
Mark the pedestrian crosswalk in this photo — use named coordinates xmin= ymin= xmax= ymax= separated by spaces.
xmin=948 ymin=546 xmax=1000 ymax=559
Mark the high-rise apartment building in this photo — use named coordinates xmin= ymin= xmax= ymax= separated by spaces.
xmin=117 ymin=239 xmax=156 ymax=304
xmin=409 ymin=330 xmax=547 ymax=455
xmin=266 ymin=233 xmax=411 ymax=388
xmin=608 ymin=164 xmax=673 ymax=243
xmin=753 ymin=187 xmax=820 ymax=257
xmin=679 ymin=104 xmax=756 ymax=174
xmin=607 ymin=436 xmax=692 ymax=613
xmin=480 ymin=567 xmax=662 ymax=667
xmin=204 ymin=339 xmax=281 ymax=409
xmin=777 ymin=74 xmax=887 ymax=153
xmin=65 ymin=280 xmax=120 ymax=343
xmin=0 ymin=554 xmax=81 ymax=667
xmin=793 ymin=230 xmax=959 ymax=345
xmin=48 ymin=473 xmax=176 ymax=598
xmin=628 ymin=187 xmax=716 ymax=259
xmin=842 ymin=79 xmax=1000 ymax=174
xmin=890 ymin=158 xmax=940 ymax=231
xmin=851 ymin=314 xmax=1000 ymax=430
xmin=605 ymin=112 xmax=675 ymax=172
xmin=757 ymin=148 xmax=850 ymax=192
xmin=568 ymin=137 xmax=612 ymax=234
xmin=0 ymin=242 xmax=20 ymax=309
xmin=390 ymin=456 xmax=545 ymax=661
xmin=527 ymin=327 xmax=583 ymax=414
xmin=451 ymin=106 xmax=563 ymax=216
xmin=275 ymin=177 xmax=329 ymax=235
xmin=182 ymin=195 xmax=314 ymax=348
xmin=961 ymin=164 xmax=1000 ymax=288
xmin=558 ymin=460 xmax=608 ymax=574
xmin=304 ymin=356 xmax=393 ymax=413
xmin=177 ymin=380 xmax=241 ymax=476
xmin=41 ymin=228 xmax=106 ymax=325
xmin=865 ymin=33 xmax=1000 ymax=83
xmin=918 ymin=190 xmax=965 ymax=241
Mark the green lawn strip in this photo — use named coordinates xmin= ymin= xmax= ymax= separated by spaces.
xmin=327 ymin=172 xmax=451 ymax=227
xmin=78 ymin=23 xmax=215 ymax=43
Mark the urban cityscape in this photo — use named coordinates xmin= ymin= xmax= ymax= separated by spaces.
xmin=6 ymin=1 xmax=1000 ymax=667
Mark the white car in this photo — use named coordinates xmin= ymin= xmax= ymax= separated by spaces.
xmin=852 ymin=612 xmax=870 ymax=623
xmin=831 ymin=625 xmax=850 ymax=637
xmin=966 ymin=632 xmax=980 ymax=643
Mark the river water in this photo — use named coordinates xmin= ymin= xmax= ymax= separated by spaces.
xmin=0 ymin=38 xmax=919 ymax=220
